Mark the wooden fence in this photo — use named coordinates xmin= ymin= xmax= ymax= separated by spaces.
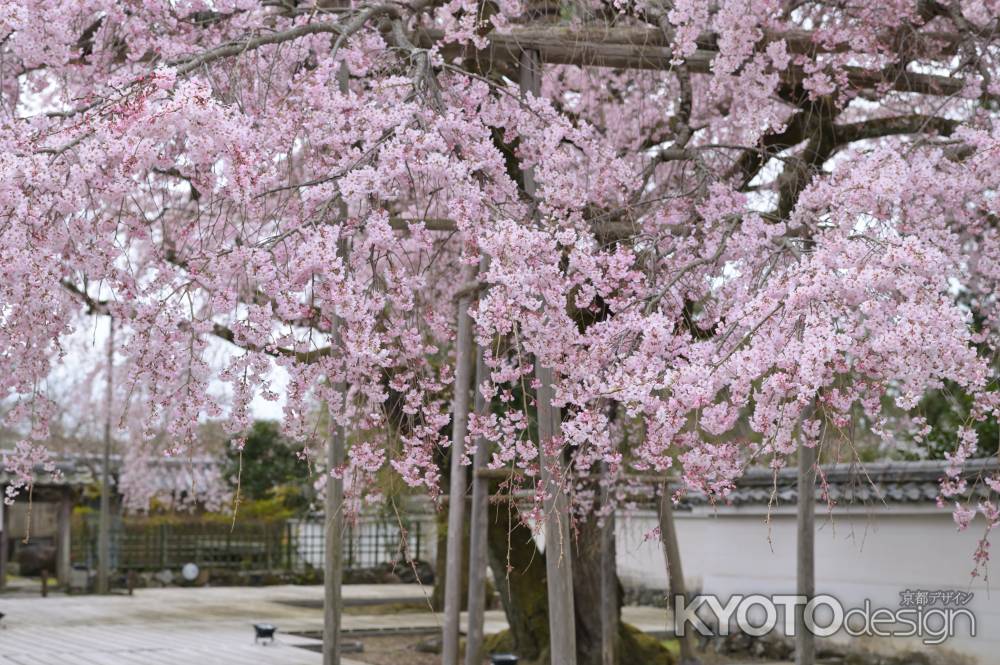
xmin=71 ymin=515 xmax=427 ymax=573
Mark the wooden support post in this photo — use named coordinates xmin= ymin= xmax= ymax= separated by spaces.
xmin=324 ymin=67 xmax=350 ymax=665
xmin=57 ymin=492 xmax=72 ymax=587
xmin=464 ymin=338 xmax=490 ymax=665
xmin=536 ymin=366 xmax=577 ymax=665
xmin=658 ymin=485 xmax=699 ymax=665
xmin=521 ymin=48 xmax=576 ymax=665
xmin=599 ymin=467 xmax=617 ymax=665
xmin=97 ymin=316 xmax=114 ymax=595
xmin=0 ymin=495 xmax=7 ymax=591
xmin=323 ymin=300 xmax=348 ymax=665
xmin=442 ymin=264 xmax=477 ymax=665
xmin=795 ymin=444 xmax=816 ymax=665
xmin=323 ymin=399 xmax=346 ymax=665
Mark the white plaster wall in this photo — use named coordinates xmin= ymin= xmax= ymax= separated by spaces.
xmin=616 ymin=505 xmax=998 ymax=663
xmin=292 ymin=512 xmax=437 ymax=569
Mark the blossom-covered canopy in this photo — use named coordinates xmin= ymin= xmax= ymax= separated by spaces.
xmin=1 ymin=1 xmax=999 ymax=541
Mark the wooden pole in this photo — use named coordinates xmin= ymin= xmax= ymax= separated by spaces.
xmin=0 ymin=496 xmax=7 ymax=591
xmin=324 ymin=68 xmax=350 ymax=665
xmin=97 ymin=316 xmax=114 ymax=594
xmin=521 ymin=48 xmax=577 ymax=665
xmin=323 ymin=306 xmax=347 ymax=665
xmin=599 ymin=469 xmax=617 ymax=665
xmin=795 ymin=443 xmax=816 ymax=665
xmin=323 ymin=396 xmax=346 ymax=665
xmin=658 ymin=485 xmax=699 ymax=665
xmin=57 ymin=492 xmax=72 ymax=587
xmin=464 ymin=283 xmax=490 ymax=665
xmin=536 ymin=366 xmax=577 ymax=665
xmin=442 ymin=264 xmax=477 ymax=665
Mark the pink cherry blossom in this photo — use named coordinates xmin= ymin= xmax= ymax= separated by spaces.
xmin=0 ymin=2 xmax=996 ymax=551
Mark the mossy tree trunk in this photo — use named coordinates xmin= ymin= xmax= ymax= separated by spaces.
xmin=572 ymin=516 xmax=617 ymax=665
xmin=484 ymin=487 xmax=673 ymax=665
xmin=485 ymin=490 xmax=549 ymax=660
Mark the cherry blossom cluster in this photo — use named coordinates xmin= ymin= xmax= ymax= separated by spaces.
xmin=0 ymin=1 xmax=998 ymax=550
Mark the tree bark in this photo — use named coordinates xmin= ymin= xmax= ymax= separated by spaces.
xmin=572 ymin=515 xmax=615 ymax=665
xmin=484 ymin=493 xmax=674 ymax=665
xmin=485 ymin=489 xmax=549 ymax=661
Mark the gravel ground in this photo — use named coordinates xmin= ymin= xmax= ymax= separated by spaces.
xmin=354 ymin=634 xmax=442 ymax=665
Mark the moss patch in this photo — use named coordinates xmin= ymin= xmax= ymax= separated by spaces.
xmin=620 ymin=623 xmax=675 ymax=665
xmin=481 ymin=623 xmax=673 ymax=665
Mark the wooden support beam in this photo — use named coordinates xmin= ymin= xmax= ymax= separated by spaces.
xmin=97 ymin=317 xmax=114 ymax=595
xmin=489 ymin=34 xmax=715 ymax=73
xmin=521 ymin=49 xmax=578 ymax=665
xmin=659 ymin=484 xmax=699 ymax=665
xmin=324 ymin=114 xmax=350 ymax=665
xmin=487 ymin=25 xmax=961 ymax=57
xmin=522 ymin=46 xmax=577 ymax=665
xmin=426 ymin=27 xmax=970 ymax=99
xmin=795 ymin=443 xmax=817 ymax=665
xmin=441 ymin=263 xmax=478 ymax=665
xmin=0 ymin=495 xmax=7 ymax=591
xmin=599 ymin=466 xmax=618 ymax=665
xmin=474 ymin=467 xmax=680 ymax=483
xmin=536 ymin=362 xmax=577 ymax=665
xmin=388 ymin=217 xmax=461 ymax=233
xmin=57 ymin=493 xmax=72 ymax=586
xmin=464 ymin=262 xmax=491 ymax=665
xmin=386 ymin=216 xmax=638 ymax=241
xmin=323 ymin=396 xmax=346 ymax=665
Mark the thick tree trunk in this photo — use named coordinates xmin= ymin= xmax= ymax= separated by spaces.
xmin=600 ymin=514 xmax=618 ymax=665
xmin=485 ymin=490 xmax=549 ymax=661
xmin=572 ymin=516 xmax=616 ymax=665
xmin=484 ymin=493 xmax=673 ymax=665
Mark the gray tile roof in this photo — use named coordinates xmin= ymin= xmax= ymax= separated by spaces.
xmin=0 ymin=453 xmax=223 ymax=496
xmin=677 ymin=458 xmax=999 ymax=507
